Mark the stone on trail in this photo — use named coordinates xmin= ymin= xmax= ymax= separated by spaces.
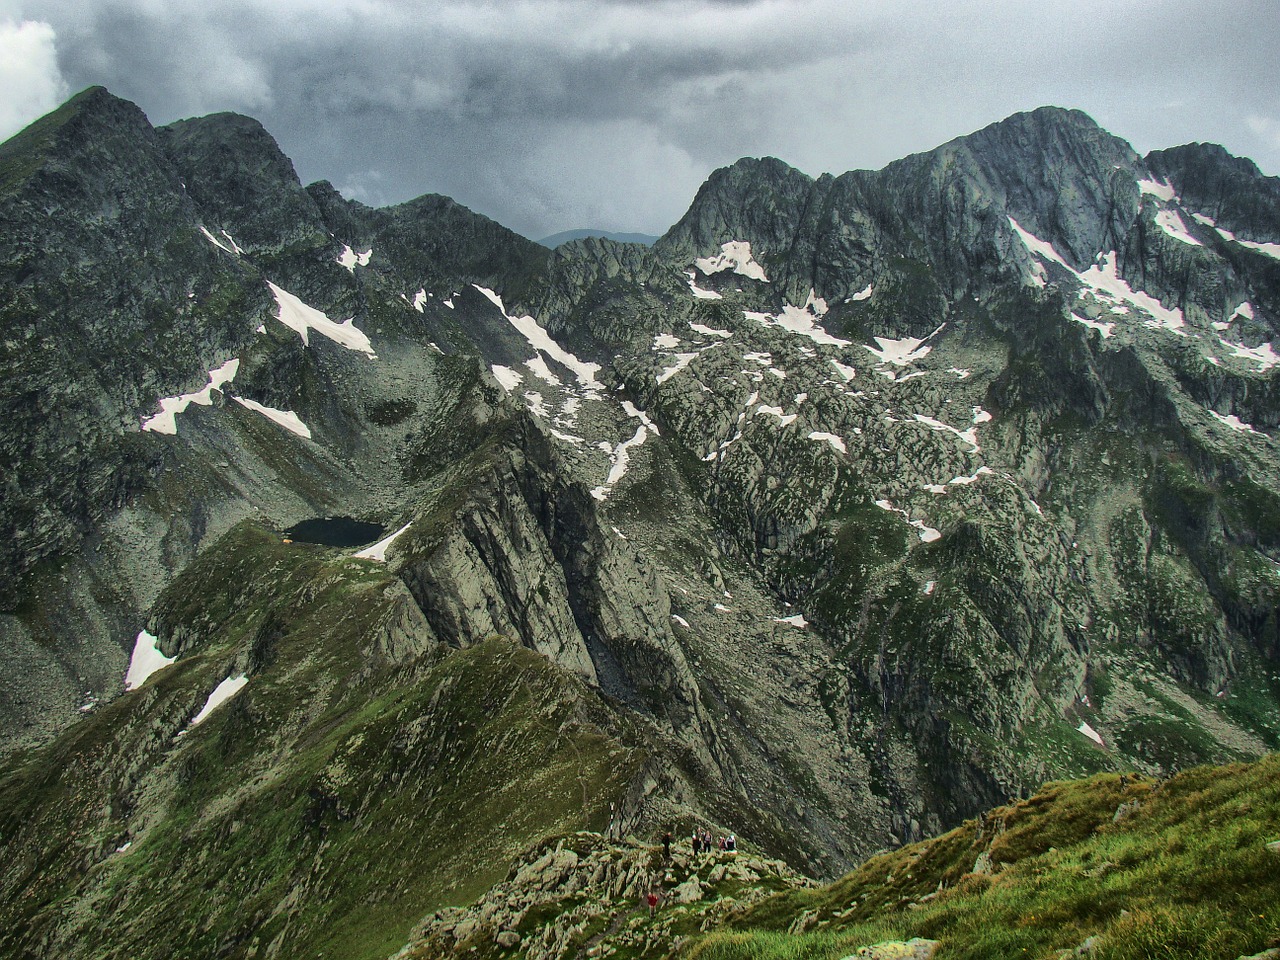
xmin=846 ymin=938 xmax=940 ymax=960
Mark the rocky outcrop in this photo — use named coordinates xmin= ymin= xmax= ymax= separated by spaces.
xmin=399 ymin=832 xmax=808 ymax=960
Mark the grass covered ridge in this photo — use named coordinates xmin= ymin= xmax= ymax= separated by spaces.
xmin=684 ymin=757 xmax=1280 ymax=960
xmin=0 ymin=522 xmax=642 ymax=960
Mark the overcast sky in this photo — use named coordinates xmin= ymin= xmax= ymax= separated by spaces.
xmin=3 ymin=0 xmax=1278 ymax=240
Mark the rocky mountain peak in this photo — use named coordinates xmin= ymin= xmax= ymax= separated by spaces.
xmin=0 ymin=84 xmax=173 ymax=202
xmin=159 ymin=111 xmax=327 ymax=254
xmin=1147 ymin=140 xmax=1280 ymax=243
xmin=653 ymin=154 xmax=818 ymax=267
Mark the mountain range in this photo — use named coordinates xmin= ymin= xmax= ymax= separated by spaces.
xmin=537 ymin=229 xmax=659 ymax=249
xmin=1 ymin=86 xmax=1278 ymax=959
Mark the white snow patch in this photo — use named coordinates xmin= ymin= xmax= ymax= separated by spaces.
xmin=1009 ymin=217 xmax=1073 ymax=271
xmin=1222 ymin=339 xmax=1280 ymax=372
xmin=875 ymin=498 xmax=941 ymax=543
xmin=622 ymin=401 xmax=659 ymax=434
xmin=1155 ymin=209 xmax=1201 ymax=246
xmin=863 ymin=326 xmax=942 ymax=367
xmin=199 ymin=226 xmax=237 ymax=255
xmin=913 ymin=521 xmax=942 ymax=543
xmin=850 ymin=283 xmax=873 ymax=302
xmin=525 ymin=354 xmax=564 ymax=387
xmin=808 ymin=431 xmax=847 ymax=453
xmin=951 ymin=466 xmax=995 ymax=486
xmin=1138 ymin=177 xmax=1177 ymax=202
xmin=1214 ymin=225 xmax=1280 ymax=260
xmin=336 ymin=245 xmax=372 ymax=271
xmin=695 ymin=240 xmax=768 ymax=282
xmin=687 ymin=274 xmax=724 ymax=300
xmin=773 ymin=304 xmax=850 ymax=346
xmin=188 ymin=675 xmax=248 ymax=728
xmin=949 ymin=367 xmax=971 ymax=379
xmin=124 ymin=630 xmax=175 ymax=690
xmin=755 ymin=405 xmax=798 ymax=427
xmin=653 ymin=333 xmax=681 ymax=350
xmin=142 ymin=358 xmax=240 ymax=435
xmin=690 ymin=321 xmax=732 ymax=338
xmin=657 ymin=353 xmax=698 ymax=384
xmin=672 ymin=614 xmax=690 ymax=629
xmin=353 ymin=521 xmax=412 ymax=561
xmin=804 ymin=289 xmax=828 ymax=316
xmin=1077 ymin=720 xmax=1104 ymax=746
xmin=443 ymin=297 xmax=455 ymax=309
xmin=490 ymin=365 xmax=523 ymax=392
xmin=591 ymin=407 xmax=656 ymax=501
xmin=115 ymin=842 xmax=132 ymax=854
xmin=549 ymin=428 xmax=585 ymax=444
xmin=742 ymin=351 xmax=772 ymax=366
xmin=474 ymin=285 xmax=601 ymax=393
xmin=267 ymin=282 xmax=376 ymax=356
xmin=972 ymin=406 xmax=992 ymax=425
xmin=524 ymin=391 xmax=550 ymax=418
xmin=714 ymin=603 xmax=732 ymax=613
xmin=255 ymin=323 xmax=267 ymax=335
xmin=913 ymin=413 xmax=980 ymax=452
xmin=1232 ymin=302 xmax=1255 ymax=321
xmin=233 ymin=398 xmax=312 ymax=439
xmin=1210 ymin=410 xmax=1263 ymax=435
xmin=1079 ymin=253 xmax=1184 ymax=332
xmin=1072 ymin=312 xmax=1115 ymax=339
xmin=768 ymin=367 xmax=787 ymax=380
xmin=745 ymin=305 xmax=850 ymax=347
xmin=830 ymin=360 xmax=857 ymax=381
xmin=773 ymin=613 xmax=808 ymax=628
xmin=412 ymin=289 xmax=428 ymax=312
xmin=923 ymin=580 xmax=937 ymax=596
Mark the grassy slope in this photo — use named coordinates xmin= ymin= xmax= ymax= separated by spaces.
xmin=0 ymin=523 xmax=641 ymax=960
xmin=683 ymin=756 xmax=1280 ymax=960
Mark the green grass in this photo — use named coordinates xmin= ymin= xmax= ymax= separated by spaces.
xmin=679 ymin=756 xmax=1280 ymax=960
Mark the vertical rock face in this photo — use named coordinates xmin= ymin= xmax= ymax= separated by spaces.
xmin=2 ymin=87 xmax=1280 ymax=960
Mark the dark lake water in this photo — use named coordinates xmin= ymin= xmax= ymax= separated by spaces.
xmin=284 ymin=517 xmax=385 ymax=547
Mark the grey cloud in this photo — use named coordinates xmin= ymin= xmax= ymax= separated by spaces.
xmin=17 ymin=0 xmax=1280 ymax=239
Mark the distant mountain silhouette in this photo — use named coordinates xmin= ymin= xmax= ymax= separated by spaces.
xmin=537 ymin=228 xmax=658 ymax=248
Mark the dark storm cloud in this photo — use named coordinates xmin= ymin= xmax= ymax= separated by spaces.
xmin=6 ymin=0 xmax=1280 ymax=239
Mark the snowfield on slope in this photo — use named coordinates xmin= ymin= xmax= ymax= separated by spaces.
xmin=142 ymin=358 xmax=240 ymax=435
xmin=268 ymin=282 xmax=376 ymax=356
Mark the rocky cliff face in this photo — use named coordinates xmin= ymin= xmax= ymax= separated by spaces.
xmin=1 ymin=88 xmax=1278 ymax=960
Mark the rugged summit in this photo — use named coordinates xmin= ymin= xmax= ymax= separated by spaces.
xmin=1 ymin=89 xmax=1278 ymax=959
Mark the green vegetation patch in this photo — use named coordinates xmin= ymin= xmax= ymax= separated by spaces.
xmin=0 ymin=521 xmax=641 ymax=960
xmin=681 ymin=756 xmax=1280 ymax=960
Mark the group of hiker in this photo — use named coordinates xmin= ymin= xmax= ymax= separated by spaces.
xmin=661 ymin=828 xmax=736 ymax=859
xmin=649 ymin=827 xmax=740 ymax=915
xmin=692 ymin=828 xmax=736 ymax=854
